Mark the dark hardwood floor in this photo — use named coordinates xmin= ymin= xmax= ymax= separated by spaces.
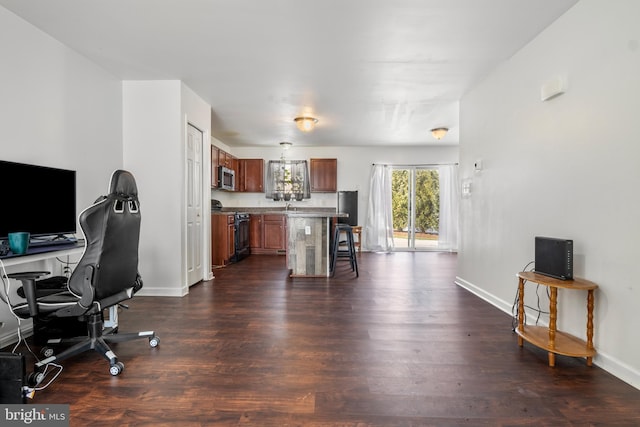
xmin=10 ymin=252 xmax=640 ymax=426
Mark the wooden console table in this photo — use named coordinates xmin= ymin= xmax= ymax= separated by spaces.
xmin=515 ymin=271 xmax=598 ymax=367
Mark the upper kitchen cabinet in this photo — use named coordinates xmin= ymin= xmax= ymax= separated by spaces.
xmin=238 ymin=159 xmax=264 ymax=193
xmin=212 ymin=145 xmax=238 ymax=190
xmin=310 ymin=158 xmax=337 ymax=192
xmin=218 ymin=149 xmax=237 ymax=172
xmin=211 ymin=145 xmax=219 ymax=188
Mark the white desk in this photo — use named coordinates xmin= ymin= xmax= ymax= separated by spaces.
xmin=1 ymin=242 xmax=84 ymax=267
xmin=1 ymin=242 xmax=119 ymax=332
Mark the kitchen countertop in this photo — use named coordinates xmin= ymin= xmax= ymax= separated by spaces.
xmin=284 ymin=211 xmax=348 ymax=218
xmin=212 ymin=207 xmax=346 ymax=217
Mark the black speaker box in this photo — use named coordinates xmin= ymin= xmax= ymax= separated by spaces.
xmin=0 ymin=352 xmax=26 ymax=403
xmin=534 ymin=236 xmax=573 ymax=280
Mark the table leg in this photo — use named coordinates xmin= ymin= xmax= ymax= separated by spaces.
xmin=517 ymin=278 xmax=525 ymax=346
xmin=586 ymin=289 xmax=595 ymax=366
xmin=548 ymin=286 xmax=558 ymax=367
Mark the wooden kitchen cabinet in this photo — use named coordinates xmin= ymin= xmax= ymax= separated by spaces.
xmin=249 ymin=214 xmax=263 ymax=250
xmin=238 ymin=159 xmax=264 ymax=192
xmin=264 ymin=214 xmax=286 ymax=251
xmin=218 ymin=149 xmax=237 ymax=170
xmin=249 ymin=214 xmax=286 ymax=254
xmin=211 ymin=145 xmax=219 ymax=188
xmin=229 ymin=156 xmax=238 ymax=179
xmin=310 ymin=158 xmax=337 ymax=192
xmin=263 ymin=214 xmax=286 ymax=253
xmin=211 ymin=213 xmax=235 ymax=266
xmin=217 ymin=149 xmax=231 ymax=168
xmin=214 ymin=147 xmax=238 ymax=190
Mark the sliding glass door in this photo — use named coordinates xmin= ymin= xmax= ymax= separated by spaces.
xmin=391 ymin=167 xmax=441 ymax=250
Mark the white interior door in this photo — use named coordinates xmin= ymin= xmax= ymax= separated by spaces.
xmin=186 ymin=123 xmax=203 ymax=285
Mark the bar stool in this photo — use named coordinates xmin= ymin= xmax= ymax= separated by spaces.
xmin=351 ymin=225 xmax=362 ymax=252
xmin=330 ymin=223 xmax=359 ymax=277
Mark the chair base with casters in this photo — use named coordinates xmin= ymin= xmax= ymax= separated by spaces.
xmin=38 ymin=310 xmax=159 ymax=378
xmin=7 ymin=271 xmax=159 ymax=383
xmin=330 ymin=223 xmax=359 ymax=277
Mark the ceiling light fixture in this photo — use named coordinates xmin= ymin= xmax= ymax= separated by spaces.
xmin=430 ymin=127 xmax=449 ymax=140
xmin=279 ymin=141 xmax=293 ymax=150
xmin=294 ymin=116 xmax=318 ymax=132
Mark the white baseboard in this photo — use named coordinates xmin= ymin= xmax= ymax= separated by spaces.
xmin=454 ymin=276 xmax=514 ymax=316
xmin=136 ymin=286 xmax=188 ymax=297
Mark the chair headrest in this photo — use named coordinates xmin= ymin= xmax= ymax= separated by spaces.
xmin=108 ymin=170 xmax=138 ymax=199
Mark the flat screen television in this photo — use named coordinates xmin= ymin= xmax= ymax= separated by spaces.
xmin=0 ymin=160 xmax=77 ymax=243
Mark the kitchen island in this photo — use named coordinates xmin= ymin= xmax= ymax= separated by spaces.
xmin=286 ymin=211 xmax=347 ymax=277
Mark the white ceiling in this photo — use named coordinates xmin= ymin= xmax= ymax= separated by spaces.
xmin=1 ymin=0 xmax=579 ymax=148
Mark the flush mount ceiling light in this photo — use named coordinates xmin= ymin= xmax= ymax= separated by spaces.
xmin=279 ymin=141 xmax=293 ymax=150
xmin=430 ymin=127 xmax=449 ymax=140
xmin=294 ymin=116 xmax=318 ymax=132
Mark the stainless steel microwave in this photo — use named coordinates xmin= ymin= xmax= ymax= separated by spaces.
xmin=218 ymin=166 xmax=235 ymax=190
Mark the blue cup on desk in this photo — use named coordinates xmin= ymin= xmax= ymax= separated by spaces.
xmin=8 ymin=232 xmax=30 ymax=255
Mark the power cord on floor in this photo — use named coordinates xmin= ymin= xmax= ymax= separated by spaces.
xmin=23 ymin=362 xmax=64 ymax=398
xmin=0 ymin=258 xmax=65 ymax=398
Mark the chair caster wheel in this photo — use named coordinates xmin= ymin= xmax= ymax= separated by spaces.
xmin=149 ymin=335 xmax=160 ymax=348
xmin=40 ymin=347 xmax=55 ymax=358
xmin=109 ymin=361 xmax=124 ymax=376
xmin=27 ymin=371 xmax=45 ymax=387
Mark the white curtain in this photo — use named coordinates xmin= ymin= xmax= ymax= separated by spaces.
xmin=438 ymin=164 xmax=459 ymax=251
xmin=364 ymin=164 xmax=394 ymax=252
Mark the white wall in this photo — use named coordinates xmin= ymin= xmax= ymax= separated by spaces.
xmin=213 ymin=145 xmax=459 ymax=228
xmin=0 ymin=7 xmax=123 ymax=346
xmin=123 ymin=81 xmax=213 ymax=297
xmin=457 ymin=0 xmax=640 ymax=388
xmin=123 ymin=81 xmax=182 ymax=296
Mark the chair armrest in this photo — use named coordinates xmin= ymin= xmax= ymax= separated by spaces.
xmin=5 ymin=271 xmax=50 ymax=317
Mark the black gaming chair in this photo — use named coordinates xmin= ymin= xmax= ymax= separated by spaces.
xmin=6 ymin=170 xmax=159 ymax=380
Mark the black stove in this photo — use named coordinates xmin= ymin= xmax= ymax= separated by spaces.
xmin=231 ymin=211 xmax=250 ymax=262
